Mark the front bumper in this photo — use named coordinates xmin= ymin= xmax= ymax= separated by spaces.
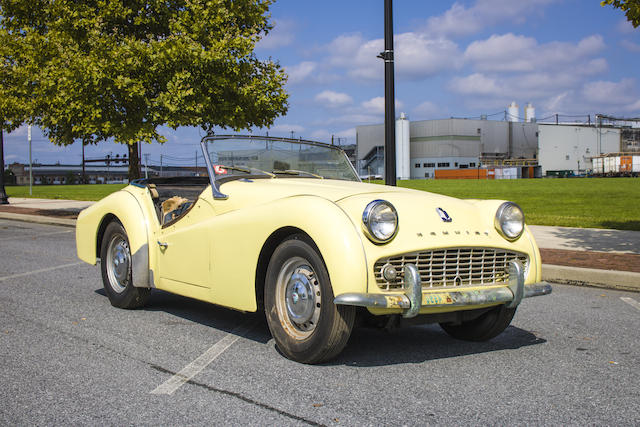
xmin=334 ymin=261 xmax=552 ymax=318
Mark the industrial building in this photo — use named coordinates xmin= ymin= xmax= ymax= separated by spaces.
xmin=356 ymin=103 xmax=628 ymax=179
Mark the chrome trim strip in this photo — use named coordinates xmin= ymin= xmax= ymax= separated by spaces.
xmin=334 ymin=281 xmax=552 ymax=310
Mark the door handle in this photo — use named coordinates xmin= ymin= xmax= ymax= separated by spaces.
xmin=157 ymin=241 xmax=169 ymax=249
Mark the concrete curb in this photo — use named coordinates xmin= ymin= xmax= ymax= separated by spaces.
xmin=2 ymin=212 xmax=639 ymax=293
xmin=0 ymin=212 xmax=77 ymax=228
xmin=542 ymin=264 xmax=640 ymax=293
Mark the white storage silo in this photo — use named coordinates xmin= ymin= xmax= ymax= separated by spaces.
xmin=525 ymin=103 xmax=536 ymax=122
xmin=395 ymin=112 xmax=410 ymax=180
xmin=507 ymin=101 xmax=519 ymax=122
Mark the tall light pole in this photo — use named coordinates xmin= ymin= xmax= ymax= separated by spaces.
xmin=0 ymin=127 xmax=8 ymax=204
xmin=379 ymin=0 xmax=397 ymax=186
xmin=28 ymin=125 xmax=32 ymax=195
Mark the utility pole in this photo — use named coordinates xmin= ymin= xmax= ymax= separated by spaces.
xmin=160 ymin=154 xmax=163 ymax=177
xmin=0 ymin=127 xmax=8 ymax=204
xmin=144 ymin=153 xmax=150 ymax=179
xmin=81 ymin=140 xmax=86 ymax=184
xmin=378 ymin=0 xmax=397 ymax=186
xmin=28 ymin=125 xmax=32 ymax=195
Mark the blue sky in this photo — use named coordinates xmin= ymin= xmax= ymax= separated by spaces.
xmin=4 ymin=0 xmax=640 ymax=167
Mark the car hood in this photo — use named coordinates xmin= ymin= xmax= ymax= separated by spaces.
xmin=210 ymin=178 xmax=412 ymax=214
xmin=209 ymin=177 xmax=530 ymax=254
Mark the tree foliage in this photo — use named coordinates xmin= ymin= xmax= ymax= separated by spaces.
xmin=602 ymin=0 xmax=640 ymax=27
xmin=0 ymin=0 xmax=288 ymax=179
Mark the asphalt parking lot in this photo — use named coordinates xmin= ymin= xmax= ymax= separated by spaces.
xmin=1 ymin=219 xmax=639 ymax=425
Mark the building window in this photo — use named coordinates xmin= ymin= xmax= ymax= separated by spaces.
xmin=566 ymin=155 xmax=570 ymax=160
xmin=437 ymin=162 xmax=450 ymax=168
xmin=414 ymin=163 xmax=420 ymax=168
xmin=424 ymin=172 xmax=430 ymax=178
xmin=424 ymin=162 xmax=435 ymax=168
xmin=459 ymin=164 xmax=468 ymax=169
xmin=469 ymin=162 xmax=476 ymax=167
xmin=454 ymin=162 xmax=458 ymax=167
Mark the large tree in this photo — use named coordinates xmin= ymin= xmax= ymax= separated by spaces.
xmin=602 ymin=0 xmax=640 ymax=27
xmin=0 ymin=0 xmax=288 ymax=180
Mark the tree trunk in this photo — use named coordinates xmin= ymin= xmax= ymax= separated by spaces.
xmin=0 ymin=129 xmax=9 ymax=204
xmin=127 ymin=142 xmax=141 ymax=182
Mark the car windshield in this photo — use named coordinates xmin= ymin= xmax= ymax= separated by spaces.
xmin=203 ymin=136 xmax=360 ymax=182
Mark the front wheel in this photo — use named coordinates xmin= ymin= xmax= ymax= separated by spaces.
xmin=264 ymin=236 xmax=355 ymax=364
xmin=100 ymin=221 xmax=151 ymax=309
xmin=439 ymin=305 xmax=516 ymax=341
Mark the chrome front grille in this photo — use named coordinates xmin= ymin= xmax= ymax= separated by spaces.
xmin=374 ymin=248 xmax=529 ymax=291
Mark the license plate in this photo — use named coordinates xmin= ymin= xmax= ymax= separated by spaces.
xmin=422 ymin=293 xmax=454 ymax=306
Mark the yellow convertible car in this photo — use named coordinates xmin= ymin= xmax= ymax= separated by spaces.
xmin=76 ymin=135 xmax=551 ymax=363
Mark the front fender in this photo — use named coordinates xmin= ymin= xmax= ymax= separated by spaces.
xmin=207 ymin=195 xmax=368 ymax=312
xmin=75 ymin=188 xmax=151 ymax=287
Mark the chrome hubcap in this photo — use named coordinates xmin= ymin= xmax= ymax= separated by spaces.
xmin=276 ymin=257 xmax=321 ymax=339
xmin=106 ymin=234 xmax=130 ymax=293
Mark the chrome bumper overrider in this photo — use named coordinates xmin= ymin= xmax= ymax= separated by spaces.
xmin=334 ymin=261 xmax=552 ymax=318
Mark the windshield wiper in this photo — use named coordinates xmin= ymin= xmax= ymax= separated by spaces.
xmin=218 ymin=165 xmax=274 ymax=176
xmin=271 ymin=169 xmax=323 ymax=179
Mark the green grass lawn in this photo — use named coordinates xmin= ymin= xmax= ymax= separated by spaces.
xmin=5 ymin=177 xmax=640 ymax=230
xmin=5 ymin=184 xmax=127 ymax=201
xmin=386 ymin=178 xmax=640 ymax=231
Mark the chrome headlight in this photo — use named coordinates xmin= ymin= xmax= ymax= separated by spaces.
xmin=494 ymin=202 xmax=524 ymax=241
xmin=362 ymin=200 xmax=398 ymax=244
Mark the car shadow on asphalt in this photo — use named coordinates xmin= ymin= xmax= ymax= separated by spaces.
xmin=332 ymin=324 xmax=546 ymax=367
xmin=94 ymin=288 xmax=272 ymax=344
xmin=95 ymin=288 xmax=545 ymax=365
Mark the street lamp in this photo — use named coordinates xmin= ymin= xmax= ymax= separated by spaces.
xmin=378 ymin=0 xmax=397 ymax=186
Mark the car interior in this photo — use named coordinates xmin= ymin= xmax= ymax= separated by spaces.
xmin=143 ymin=177 xmax=210 ymax=226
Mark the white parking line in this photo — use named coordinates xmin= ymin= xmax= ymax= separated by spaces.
xmin=621 ymin=297 xmax=640 ymax=311
xmin=0 ymin=262 xmax=84 ymax=281
xmin=0 ymin=230 xmax=73 ymax=241
xmin=151 ymin=322 xmax=255 ymax=395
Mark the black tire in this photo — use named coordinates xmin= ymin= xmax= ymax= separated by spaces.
xmin=264 ymin=235 xmax=355 ymax=364
xmin=100 ymin=221 xmax=151 ymax=309
xmin=439 ymin=305 xmax=516 ymax=342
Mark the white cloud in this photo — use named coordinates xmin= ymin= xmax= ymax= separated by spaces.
xmin=424 ymin=0 xmax=555 ymax=38
xmin=267 ymin=124 xmax=305 ymax=134
xmin=582 ymin=79 xmax=637 ymax=105
xmin=464 ymin=34 xmax=606 ymax=73
xmin=617 ymin=18 xmax=636 ymax=34
xmin=621 ymin=40 xmax=640 ymax=53
xmin=449 ymin=73 xmax=501 ymax=96
xmin=257 ymin=19 xmax=295 ymax=49
xmin=315 ymin=90 xmax=353 ymax=108
xmin=413 ymin=101 xmax=441 ymax=118
xmin=285 ymin=61 xmax=317 ymax=85
xmin=326 ymin=32 xmax=461 ymax=81
xmin=360 ymin=97 xmax=403 ymax=115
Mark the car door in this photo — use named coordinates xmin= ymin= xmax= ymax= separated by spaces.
xmin=154 ymin=197 xmax=216 ymax=292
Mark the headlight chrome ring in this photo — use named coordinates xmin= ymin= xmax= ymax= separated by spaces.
xmin=494 ymin=202 xmax=525 ymax=241
xmin=362 ymin=200 xmax=398 ymax=244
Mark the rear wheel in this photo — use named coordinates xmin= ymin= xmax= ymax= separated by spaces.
xmin=100 ymin=221 xmax=150 ymax=309
xmin=264 ymin=236 xmax=355 ymax=364
xmin=439 ymin=305 xmax=516 ymax=341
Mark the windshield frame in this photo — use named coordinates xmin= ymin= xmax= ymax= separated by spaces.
xmin=200 ymin=134 xmax=360 ymax=200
